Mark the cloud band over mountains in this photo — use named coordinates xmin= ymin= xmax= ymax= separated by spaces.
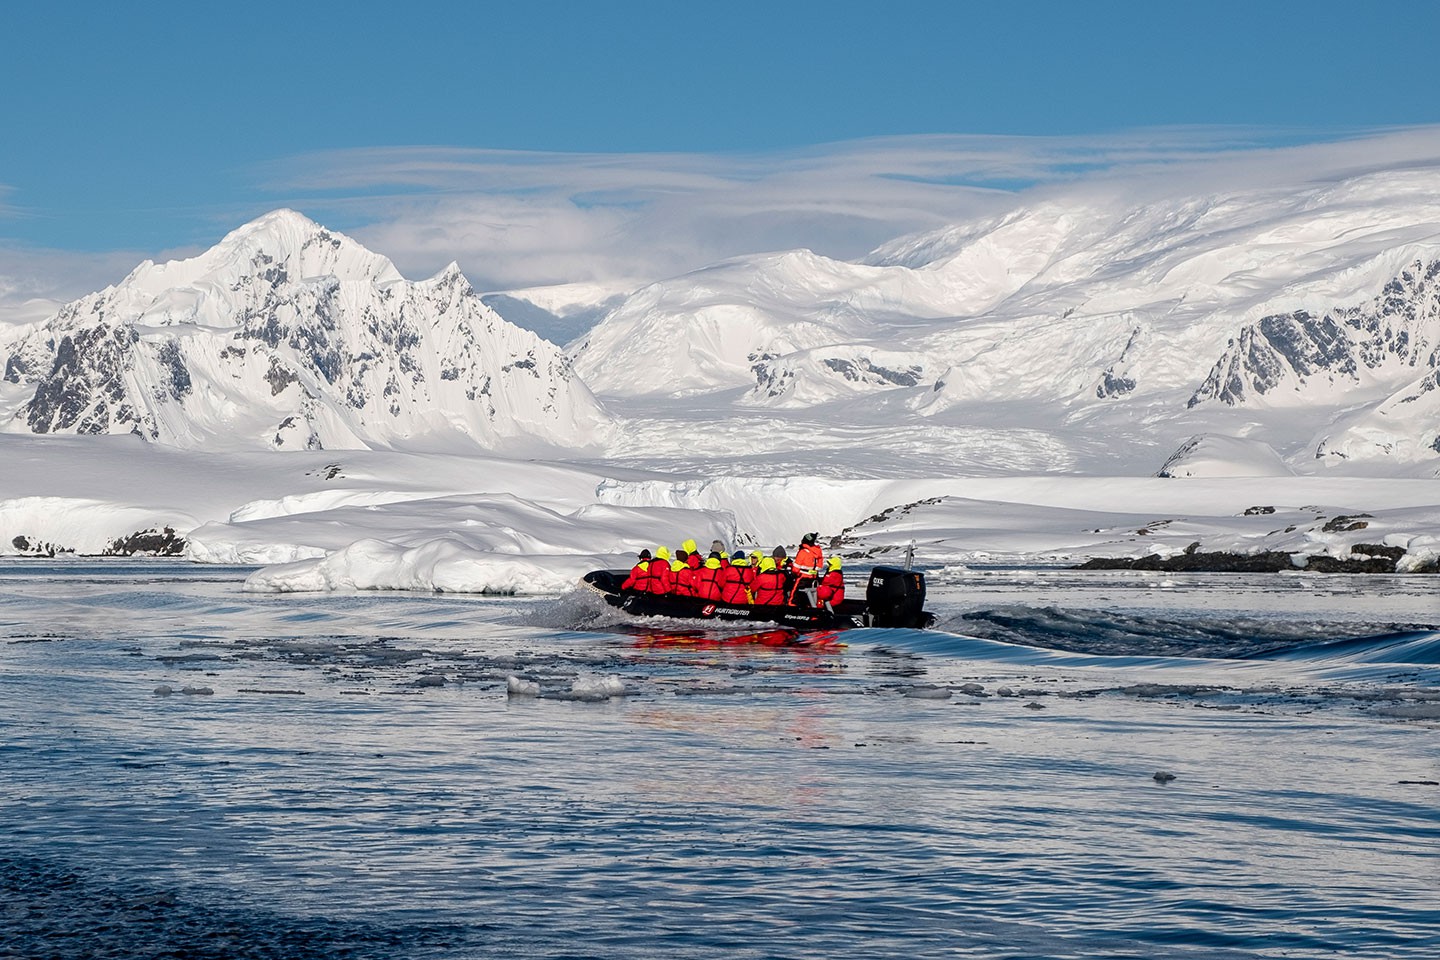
xmin=6 ymin=126 xmax=1440 ymax=321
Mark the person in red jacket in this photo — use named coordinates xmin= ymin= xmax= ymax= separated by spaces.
xmin=816 ymin=556 xmax=845 ymax=609
xmin=751 ymin=556 xmax=787 ymax=606
xmin=695 ymin=554 xmax=724 ymax=600
xmin=620 ymin=549 xmax=654 ymax=591
xmin=671 ymin=550 xmax=697 ymax=597
xmin=648 ymin=546 xmax=675 ymax=594
xmin=719 ymin=553 xmax=749 ymax=604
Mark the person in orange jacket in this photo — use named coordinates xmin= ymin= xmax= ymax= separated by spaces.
xmin=816 ymin=555 xmax=845 ymax=609
xmin=790 ymin=532 xmax=825 ymax=604
xmin=751 ymin=556 xmax=787 ymax=605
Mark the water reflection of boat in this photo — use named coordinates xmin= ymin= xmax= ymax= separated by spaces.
xmin=626 ymin=628 xmax=846 ymax=649
xmin=581 ymin=565 xmax=933 ymax=631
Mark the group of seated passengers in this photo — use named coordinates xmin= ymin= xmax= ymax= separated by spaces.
xmin=620 ymin=534 xmax=846 ymax=608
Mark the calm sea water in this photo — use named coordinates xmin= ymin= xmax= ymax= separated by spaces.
xmin=2 ymin=560 xmax=1438 ymax=959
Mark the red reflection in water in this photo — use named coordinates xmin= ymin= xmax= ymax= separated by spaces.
xmin=628 ymin=628 xmax=846 ymax=650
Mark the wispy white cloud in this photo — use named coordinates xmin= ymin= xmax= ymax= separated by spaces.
xmin=254 ymin=127 xmax=1440 ymax=291
xmin=9 ymin=126 xmax=1440 ymax=325
xmin=0 ymin=244 xmax=185 ymax=329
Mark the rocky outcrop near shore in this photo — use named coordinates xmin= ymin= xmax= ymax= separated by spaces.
xmin=1075 ymin=542 xmax=1434 ymax=574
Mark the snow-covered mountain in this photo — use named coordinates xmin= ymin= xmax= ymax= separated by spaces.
xmin=0 ymin=210 xmax=612 ymax=453
xmin=5 ymin=194 xmax=1440 ymax=579
xmin=570 ymin=171 xmax=1440 ymax=475
xmin=4 ymin=175 xmax=1440 ymax=478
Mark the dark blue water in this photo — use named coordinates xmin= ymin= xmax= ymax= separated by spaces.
xmin=3 ymin=561 xmax=1438 ymax=959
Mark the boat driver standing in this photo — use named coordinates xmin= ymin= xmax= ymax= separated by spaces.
xmin=789 ymin=532 xmax=825 ymax=605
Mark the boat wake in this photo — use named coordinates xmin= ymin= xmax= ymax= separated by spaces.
xmin=940 ymin=605 xmax=1439 ymax=661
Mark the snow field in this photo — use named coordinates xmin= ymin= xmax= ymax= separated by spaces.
xmin=3 ymin=428 xmax=1437 ymax=592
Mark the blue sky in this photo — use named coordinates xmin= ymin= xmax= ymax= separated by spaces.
xmin=4 ymin=0 xmax=1440 ymax=299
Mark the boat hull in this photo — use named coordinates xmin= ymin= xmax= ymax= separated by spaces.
xmin=581 ymin=568 xmax=932 ymax=631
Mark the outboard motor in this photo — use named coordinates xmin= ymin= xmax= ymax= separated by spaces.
xmin=865 ymin=566 xmax=931 ymax=628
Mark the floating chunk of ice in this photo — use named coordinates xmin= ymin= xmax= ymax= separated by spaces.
xmin=506 ymin=676 xmax=541 ymax=697
xmin=903 ymin=686 xmax=952 ymax=700
xmin=570 ymin=675 xmax=627 ymax=701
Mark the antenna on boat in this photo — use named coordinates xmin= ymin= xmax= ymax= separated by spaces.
xmin=903 ymin=539 xmax=915 ymax=571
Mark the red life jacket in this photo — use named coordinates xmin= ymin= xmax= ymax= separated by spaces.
xmin=672 ymin=562 xmax=698 ymax=597
xmin=751 ymin=568 xmax=787 ymax=606
xmin=620 ymin=561 xmax=649 ymax=591
xmin=648 ymin=560 xmax=673 ymax=594
xmin=718 ymin=565 xmax=748 ymax=604
xmin=816 ymin=569 xmax=845 ymax=606
xmin=696 ymin=561 xmax=723 ymax=601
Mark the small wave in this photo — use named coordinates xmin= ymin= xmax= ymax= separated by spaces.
xmin=941 ymin=605 xmax=1439 ymax=662
xmin=1251 ymin=630 xmax=1440 ymax=666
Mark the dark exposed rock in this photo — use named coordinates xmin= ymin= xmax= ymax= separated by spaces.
xmin=1075 ymin=546 xmax=1425 ymax=573
xmin=1075 ymin=551 xmax=1297 ymax=573
xmin=1095 ymin=368 xmax=1136 ymax=398
xmin=822 ymin=357 xmax=923 ymax=387
xmin=1322 ymin=514 xmax=1372 ymax=533
xmin=1302 ymin=554 xmax=1396 ymax=574
xmin=156 ymin=340 xmax=191 ymax=399
xmin=1097 ymin=327 xmax=1143 ymax=398
xmin=1351 ymin=543 xmax=1406 ymax=562
xmin=3 ymin=352 xmax=32 ymax=383
xmin=102 ymin=527 xmax=186 ymax=557
xmin=265 ymin=359 xmax=298 ymax=396
xmin=749 ymin=353 xmax=792 ymax=398
xmin=26 ymin=324 xmax=144 ymax=435
xmin=1189 ymin=259 xmax=1440 ymax=408
xmin=9 ymin=535 xmax=71 ymax=557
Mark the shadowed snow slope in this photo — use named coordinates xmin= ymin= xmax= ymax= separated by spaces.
xmin=0 ymin=210 xmax=612 ymax=454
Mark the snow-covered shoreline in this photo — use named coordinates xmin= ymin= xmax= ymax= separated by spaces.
xmin=3 ymin=434 xmax=1436 ymax=594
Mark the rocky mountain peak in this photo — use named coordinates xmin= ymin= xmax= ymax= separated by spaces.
xmin=1189 ymin=259 xmax=1440 ymax=409
xmin=0 ymin=212 xmax=611 ymax=453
